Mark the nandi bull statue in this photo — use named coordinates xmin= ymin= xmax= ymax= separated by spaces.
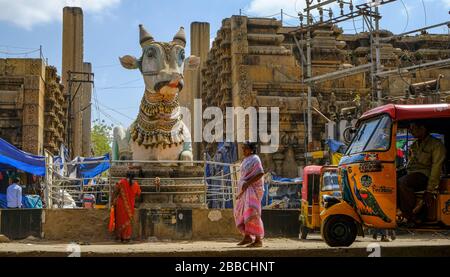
xmin=112 ymin=24 xmax=199 ymax=162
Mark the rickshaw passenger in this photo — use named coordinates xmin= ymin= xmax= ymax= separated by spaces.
xmin=398 ymin=121 xmax=446 ymax=224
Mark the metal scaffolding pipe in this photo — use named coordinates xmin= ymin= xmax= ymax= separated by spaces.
xmin=376 ymin=58 xmax=450 ymax=78
xmin=303 ymin=63 xmax=373 ymax=84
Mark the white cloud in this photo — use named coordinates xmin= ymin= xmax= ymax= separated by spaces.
xmin=442 ymin=0 xmax=450 ymax=7
xmin=247 ymin=0 xmax=306 ymax=17
xmin=0 ymin=0 xmax=121 ymax=30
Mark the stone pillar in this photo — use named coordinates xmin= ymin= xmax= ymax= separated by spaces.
xmin=22 ymin=60 xmax=46 ymax=155
xmin=191 ymin=22 xmax=211 ymax=66
xmin=230 ymin=16 xmax=250 ymax=160
xmin=62 ymin=6 xmax=84 ymax=158
xmin=81 ymin=62 xmax=92 ymax=157
xmin=181 ymin=22 xmax=210 ymax=160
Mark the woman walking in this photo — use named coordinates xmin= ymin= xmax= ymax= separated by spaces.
xmin=110 ymin=172 xmax=141 ymax=243
xmin=234 ymin=141 xmax=265 ymax=247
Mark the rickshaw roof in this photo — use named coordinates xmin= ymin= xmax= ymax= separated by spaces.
xmin=303 ymin=165 xmax=322 ymax=175
xmin=359 ymin=103 xmax=450 ymax=122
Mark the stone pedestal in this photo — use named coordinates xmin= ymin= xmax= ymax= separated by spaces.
xmin=110 ymin=165 xmax=207 ymax=209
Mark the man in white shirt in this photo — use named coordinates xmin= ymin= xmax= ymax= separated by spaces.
xmin=7 ymin=177 xmax=22 ymax=209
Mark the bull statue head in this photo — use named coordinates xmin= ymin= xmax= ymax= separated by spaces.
xmin=119 ymin=24 xmax=199 ymax=100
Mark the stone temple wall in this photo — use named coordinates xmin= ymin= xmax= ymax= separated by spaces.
xmin=202 ymin=16 xmax=450 ymax=178
xmin=44 ymin=66 xmax=66 ymax=154
xmin=0 ymin=58 xmax=65 ymax=155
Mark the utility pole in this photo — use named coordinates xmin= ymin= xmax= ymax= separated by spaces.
xmin=375 ymin=6 xmax=383 ymax=106
xmin=66 ymin=71 xmax=94 ymax=159
xmin=306 ymin=1 xmax=313 ymax=148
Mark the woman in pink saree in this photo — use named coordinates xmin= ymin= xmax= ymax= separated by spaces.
xmin=234 ymin=141 xmax=265 ymax=247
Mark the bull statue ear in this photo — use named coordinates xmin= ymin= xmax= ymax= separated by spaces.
xmin=184 ymin=55 xmax=200 ymax=71
xmin=172 ymin=27 xmax=186 ymax=47
xmin=119 ymin=55 xmax=139 ymax=70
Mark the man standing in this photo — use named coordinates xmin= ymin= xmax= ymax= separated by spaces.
xmin=398 ymin=121 xmax=446 ymax=224
xmin=7 ymin=177 xmax=22 ymax=209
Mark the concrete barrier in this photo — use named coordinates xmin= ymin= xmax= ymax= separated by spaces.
xmin=40 ymin=208 xmax=301 ymax=242
xmin=192 ymin=209 xmax=241 ymax=240
xmin=42 ymin=209 xmax=112 ymax=241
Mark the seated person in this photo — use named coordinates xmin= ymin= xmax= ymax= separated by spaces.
xmin=82 ymin=192 xmax=96 ymax=209
xmin=397 ymin=121 xmax=446 ymax=224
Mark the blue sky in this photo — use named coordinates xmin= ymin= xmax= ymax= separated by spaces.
xmin=0 ymin=0 xmax=449 ymax=129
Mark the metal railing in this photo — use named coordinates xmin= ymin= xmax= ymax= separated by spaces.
xmin=45 ymin=159 xmax=240 ymax=209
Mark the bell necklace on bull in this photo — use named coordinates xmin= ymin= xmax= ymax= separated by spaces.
xmin=119 ymin=25 xmax=187 ymax=149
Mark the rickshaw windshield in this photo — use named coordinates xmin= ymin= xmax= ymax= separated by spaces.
xmin=321 ymin=171 xmax=339 ymax=191
xmin=346 ymin=115 xmax=392 ymax=155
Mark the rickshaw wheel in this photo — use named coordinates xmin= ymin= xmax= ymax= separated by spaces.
xmin=300 ymin=225 xmax=309 ymax=240
xmin=323 ymin=215 xmax=357 ymax=247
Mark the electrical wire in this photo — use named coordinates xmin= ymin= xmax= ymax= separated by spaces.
xmin=0 ymin=44 xmax=37 ymax=50
xmin=96 ymin=106 xmax=123 ymax=126
xmin=420 ymin=0 xmax=427 ymax=26
xmin=93 ymin=87 xmax=102 ymax=123
xmin=97 ymin=102 xmax=135 ymax=121
xmin=0 ymin=49 xmax=40 ymax=55
xmin=284 ymin=12 xmax=300 ymax=19
xmin=96 ymin=78 xmax=142 ymax=90
xmin=400 ymin=0 xmax=409 ymax=33
xmin=392 ymin=0 xmax=429 ymax=86
xmin=94 ymin=63 xmax=120 ymax=69
xmin=96 ymin=86 xmax=144 ymax=91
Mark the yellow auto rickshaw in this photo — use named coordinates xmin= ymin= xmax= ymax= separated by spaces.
xmin=300 ymin=165 xmax=340 ymax=239
xmin=321 ymin=104 xmax=450 ymax=247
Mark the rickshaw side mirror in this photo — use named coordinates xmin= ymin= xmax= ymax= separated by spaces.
xmin=343 ymin=127 xmax=357 ymax=144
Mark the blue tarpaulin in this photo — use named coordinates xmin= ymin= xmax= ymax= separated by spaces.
xmin=326 ymin=139 xmax=346 ymax=153
xmin=205 ymin=142 xmax=238 ymax=209
xmin=77 ymin=153 xmax=110 ymax=179
xmin=0 ymin=138 xmax=45 ymax=176
xmin=0 ymin=194 xmax=43 ymax=209
xmin=262 ymin=175 xmax=302 ymax=208
xmin=271 ymin=175 xmax=302 ymax=183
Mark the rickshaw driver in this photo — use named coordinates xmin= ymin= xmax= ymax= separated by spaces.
xmin=397 ymin=121 xmax=446 ymax=225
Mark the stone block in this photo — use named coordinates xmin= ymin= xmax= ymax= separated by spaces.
xmin=192 ymin=209 xmax=240 ymax=240
xmin=6 ymin=59 xmax=44 ymax=76
xmin=0 ymin=235 xmax=9 ymax=243
xmin=42 ymin=209 xmax=112 ymax=242
xmin=22 ymin=104 xmax=40 ymax=125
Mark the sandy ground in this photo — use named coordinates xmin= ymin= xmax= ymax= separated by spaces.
xmin=1 ymin=231 xmax=450 ymax=257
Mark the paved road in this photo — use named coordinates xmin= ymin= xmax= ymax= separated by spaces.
xmin=1 ymin=232 xmax=450 ymax=257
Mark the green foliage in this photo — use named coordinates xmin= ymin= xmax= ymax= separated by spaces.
xmin=91 ymin=119 xmax=113 ymax=156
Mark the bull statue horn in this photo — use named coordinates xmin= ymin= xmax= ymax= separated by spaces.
xmin=139 ymin=24 xmax=154 ymax=47
xmin=172 ymin=27 xmax=186 ymax=47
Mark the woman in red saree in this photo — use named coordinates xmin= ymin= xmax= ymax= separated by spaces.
xmin=111 ymin=173 xmax=141 ymax=243
xmin=234 ymin=141 xmax=265 ymax=248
